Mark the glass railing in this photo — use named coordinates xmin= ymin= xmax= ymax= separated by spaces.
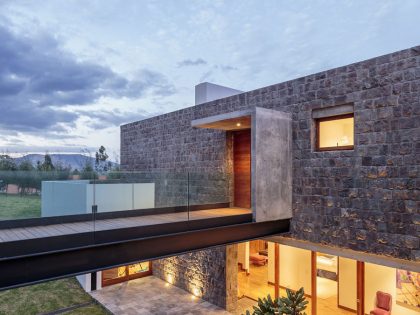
xmin=0 ymin=170 xmax=246 ymax=259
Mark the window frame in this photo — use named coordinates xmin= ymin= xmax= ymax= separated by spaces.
xmin=315 ymin=113 xmax=354 ymax=151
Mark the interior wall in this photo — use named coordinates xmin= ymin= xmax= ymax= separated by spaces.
xmin=271 ymin=245 xmax=312 ymax=295
xmin=249 ymin=240 xmax=266 ymax=254
xmin=238 ymin=242 xmax=249 ymax=273
xmin=338 ymin=257 xmax=356 ymax=311
xmin=365 ymin=263 xmax=418 ymax=315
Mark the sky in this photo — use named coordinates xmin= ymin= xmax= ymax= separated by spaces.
xmin=0 ymin=0 xmax=419 ymax=161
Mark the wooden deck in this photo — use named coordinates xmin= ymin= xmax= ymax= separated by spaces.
xmin=0 ymin=207 xmax=251 ymax=243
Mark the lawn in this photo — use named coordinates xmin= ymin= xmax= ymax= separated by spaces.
xmin=0 ymin=194 xmax=41 ymax=220
xmin=0 ymin=278 xmax=109 ymax=315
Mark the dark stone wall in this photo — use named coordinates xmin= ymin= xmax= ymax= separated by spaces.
xmin=152 ymin=247 xmax=228 ymax=309
xmin=121 ymin=46 xmax=420 ymax=261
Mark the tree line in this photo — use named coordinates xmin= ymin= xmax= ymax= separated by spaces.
xmin=0 ymin=146 xmax=118 ymax=195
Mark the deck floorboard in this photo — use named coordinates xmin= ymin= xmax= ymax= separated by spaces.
xmin=0 ymin=207 xmax=251 ymax=243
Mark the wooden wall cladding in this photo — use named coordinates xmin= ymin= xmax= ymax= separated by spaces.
xmin=233 ymin=130 xmax=251 ymax=209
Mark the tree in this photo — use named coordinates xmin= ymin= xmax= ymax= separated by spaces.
xmin=81 ymin=161 xmax=96 ymax=180
xmin=95 ymin=145 xmax=110 ymax=173
xmin=37 ymin=154 xmax=55 ymax=171
xmin=72 ymin=168 xmax=80 ymax=175
xmin=0 ymin=155 xmax=17 ymax=194
xmin=18 ymin=160 xmax=34 ymax=171
xmin=0 ymin=155 xmax=17 ymax=171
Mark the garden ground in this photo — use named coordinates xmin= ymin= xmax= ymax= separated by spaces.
xmin=0 ymin=193 xmax=41 ymax=220
xmin=0 ymin=278 xmax=109 ymax=315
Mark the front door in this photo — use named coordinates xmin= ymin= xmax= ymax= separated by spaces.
xmin=233 ymin=129 xmax=251 ymax=208
xmin=102 ymin=261 xmax=152 ymax=287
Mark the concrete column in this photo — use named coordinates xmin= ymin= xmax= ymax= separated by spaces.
xmin=252 ymin=107 xmax=292 ymax=221
xmin=225 ymin=244 xmax=238 ymax=312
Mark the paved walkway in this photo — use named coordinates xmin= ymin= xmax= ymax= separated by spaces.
xmin=90 ymin=276 xmax=231 ymax=315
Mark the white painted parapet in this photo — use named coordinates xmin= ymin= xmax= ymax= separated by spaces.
xmin=41 ymin=181 xmax=155 ymax=217
xmin=195 ymin=82 xmax=243 ymax=105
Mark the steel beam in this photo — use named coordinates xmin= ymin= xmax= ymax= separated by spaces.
xmin=0 ymin=219 xmax=289 ymax=291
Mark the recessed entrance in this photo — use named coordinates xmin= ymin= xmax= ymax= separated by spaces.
xmin=233 ymin=129 xmax=251 ymax=209
xmin=102 ymin=261 xmax=152 ymax=287
xmin=192 ymin=107 xmax=293 ymax=222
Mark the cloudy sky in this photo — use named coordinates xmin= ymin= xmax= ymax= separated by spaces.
xmin=0 ymin=0 xmax=419 ymax=160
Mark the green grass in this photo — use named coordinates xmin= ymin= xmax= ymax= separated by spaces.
xmin=0 ymin=278 xmax=109 ymax=315
xmin=0 ymin=194 xmax=41 ymax=220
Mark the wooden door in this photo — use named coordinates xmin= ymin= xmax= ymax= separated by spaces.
xmin=233 ymin=130 xmax=251 ymax=208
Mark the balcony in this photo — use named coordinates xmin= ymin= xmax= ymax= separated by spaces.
xmin=0 ymin=170 xmax=289 ymax=290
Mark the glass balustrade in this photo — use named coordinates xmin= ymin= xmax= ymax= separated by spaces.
xmin=0 ymin=169 xmax=252 ymax=260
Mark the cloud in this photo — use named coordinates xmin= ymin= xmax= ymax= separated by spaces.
xmin=0 ymin=23 xmax=175 ymax=133
xmin=219 ymin=65 xmax=238 ymax=72
xmin=199 ymin=70 xmax=214 ymax=83
xmin=177 ymin=58 xmax=207 ymax=67
xmin=0 ymin=145 xmax=96 ymax=155
xmin=77 ymin=109 xmax=156 ymax=129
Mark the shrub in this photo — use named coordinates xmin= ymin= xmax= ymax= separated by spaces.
xmin=246 ymin=287 xmax=308 ymax=315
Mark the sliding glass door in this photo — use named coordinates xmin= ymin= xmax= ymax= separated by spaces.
xmin=102 ymin=261 xmax=152 ymax=287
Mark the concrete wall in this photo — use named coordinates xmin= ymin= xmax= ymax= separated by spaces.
xmin=121 ymin=45 xmax=420 ymax=261
xmin=252 ymin=107 xmax=292 ymax=221
xmin=77 ymin=272 xmax=102 ymax=293
xmin=41 ymin=181 xmax=154 ymax=216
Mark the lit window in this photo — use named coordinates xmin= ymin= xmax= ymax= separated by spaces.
xmin=316 ymin=114 xmax=354 ymax=151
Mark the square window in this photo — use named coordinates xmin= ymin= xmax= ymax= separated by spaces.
xmin=316 ymin=114 xmax=354 ymax=151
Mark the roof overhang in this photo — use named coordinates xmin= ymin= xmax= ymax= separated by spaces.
xmin=191 ymin=109 xmax=252 ymax=131
xmin=265 ymin=235 xmax=420 ymax=272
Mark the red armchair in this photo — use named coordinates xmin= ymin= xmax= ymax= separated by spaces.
xmin=370 ymin=291 xmax=392 ymax=315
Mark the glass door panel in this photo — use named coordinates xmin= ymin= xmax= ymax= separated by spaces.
xmin=102 ymin=266 xmax=127 ymax=286
xmin=128 ymin=261 xmax=150 ymax=276
xmin=102 ymin=262 xmax=152 ymax=287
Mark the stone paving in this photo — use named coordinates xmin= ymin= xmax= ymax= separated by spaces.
xmin=90 ymin=276 xmax=231 ymax=315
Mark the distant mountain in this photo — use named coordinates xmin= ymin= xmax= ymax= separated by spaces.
xmin=14 ymin=154 xmax=118 ymax=171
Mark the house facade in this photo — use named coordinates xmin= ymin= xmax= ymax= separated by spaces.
xmin=118 ymin=46 xmax=419 ymax=314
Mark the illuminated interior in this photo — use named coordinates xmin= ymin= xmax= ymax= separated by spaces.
xmin=128 ymin=262 xmax=150 ymax=275
xmin=318 ymin=116 xmax=354 ymax=149
xmin=102 ymin=261 xmax=151 ymax=286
